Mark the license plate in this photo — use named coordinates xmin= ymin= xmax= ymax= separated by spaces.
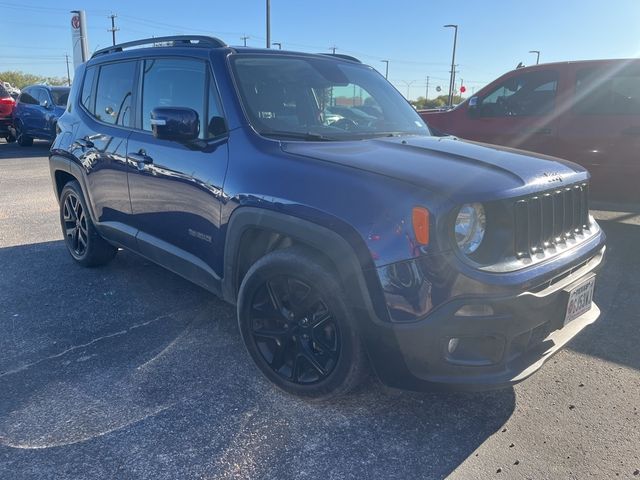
xmin=564 ymin=276 xmax=596 ymax=325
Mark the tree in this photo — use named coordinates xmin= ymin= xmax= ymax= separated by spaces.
xmin=411 ymin=94 xmax=464 ymax=110
xmin=0 ymin=70 xmax=68 ymax=89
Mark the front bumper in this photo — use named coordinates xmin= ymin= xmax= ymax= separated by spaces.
xmin=365 ymin=241 xmax=605 ymax=391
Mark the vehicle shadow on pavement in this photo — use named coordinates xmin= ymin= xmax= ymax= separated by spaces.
xmin=567 ymin=214 xmax=640 ymax=372
xmin=0 ymin=240 xmax=515 ymax=479
xmin=0 ymin=141 xmax=51 ymax=159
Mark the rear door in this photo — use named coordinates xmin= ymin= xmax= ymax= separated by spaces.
xmin=126 ymin=56 xmax=229 ymax=287
xmin=15 ymin=87 xmax=40 ymax=135
xmin=461 ymin=69 xmax=561 ymax=156
xmin=71 ymin=60 xmax=138 ymax=248
xmin=557 ymin=62 xmax=640 ymax=202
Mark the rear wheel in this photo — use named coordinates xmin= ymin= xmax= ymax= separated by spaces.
xmin=4 ymin=133 xmax=15 ymax=143
xmin=237 ymin=247 xmax=367 ymax=400
xmin=59 ymin=181 xmax=117 ymax=267
xmin=16 ymin=124 xmax=33 ymax=147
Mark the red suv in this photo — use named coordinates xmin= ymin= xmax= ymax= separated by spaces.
xmin=420 ymin=59 xmax=640 ymax=203
xmin=0 ymin=83 xmax=16 ymax=143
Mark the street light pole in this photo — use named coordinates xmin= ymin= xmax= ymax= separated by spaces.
xmin=444 ymin=24 xmax=458 ymax=107
xmin=529 ymin=50 xmax=540 ymax=65
xmin=425 ymin=75 xmax=429 ymax=100
xmin=241 ymin=35 xmax=249 ymax=47
xmin=399 ymin=80 xmax=416 ymax=100
xmin=272 ymin=42 xmax=281 ymax=49
xmin=381 ymin=60 xmax=389 ymax=79
xmin=266 ymin=0 xmax=271 ymax=48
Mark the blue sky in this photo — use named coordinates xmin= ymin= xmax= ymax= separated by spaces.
xmin=1 ymin=0 xmax=639 ymax=99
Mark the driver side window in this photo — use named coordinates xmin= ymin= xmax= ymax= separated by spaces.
xmin=478 ymin=70 xmax=559 ymax=118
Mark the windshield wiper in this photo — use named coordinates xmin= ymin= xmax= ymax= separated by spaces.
xmin=260 ymin=130 xmax=334 ymax=141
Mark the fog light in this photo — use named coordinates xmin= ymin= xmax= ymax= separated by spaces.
xmin=444 ymin=335 xmax=505 ymax=366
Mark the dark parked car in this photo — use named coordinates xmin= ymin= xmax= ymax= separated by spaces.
xmin=0 ymin=83 xmax=16 ymax=142
xmin=12 ymin=85 xmax=70 ymax=146
xmin=50 ymin=36 xmax=605 ymax=399
xmin=420 ymin=59 xmax=640 ymax=203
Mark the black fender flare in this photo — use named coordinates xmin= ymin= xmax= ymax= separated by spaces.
xmin=221 ymin=206 xmax=389 ymax=325
xmin=49 ymin=153 xmax=99 ymax=224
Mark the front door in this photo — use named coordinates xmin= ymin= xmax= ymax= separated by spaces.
xmin=462 ymin=69 xmax=560 ymax=157
xmin=126 ymin=57 xmax=229 ymax=287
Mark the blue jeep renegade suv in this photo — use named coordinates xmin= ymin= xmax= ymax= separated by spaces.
xmin=50 ymin=36 xmax=606 ymax=399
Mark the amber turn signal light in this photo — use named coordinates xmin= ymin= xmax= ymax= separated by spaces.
xmin=412 ymin=207 xmax=430 ymax=245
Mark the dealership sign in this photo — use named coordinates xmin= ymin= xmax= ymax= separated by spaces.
xmin=70 ymin=10 xmax=89 ymax=69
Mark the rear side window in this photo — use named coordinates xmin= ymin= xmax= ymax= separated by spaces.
xmin=0 ymin=84 xmax=8 ymax=98
xmin=478 ymin=70 xmax=559 ymax=117
xmin=80 ymin=67 xmax=96 ymax=113
xmin=94 ymin=61 xmax=136 ymax=126
xmin=19 ymin=89 xmax=38 ymax=105
xmin=575 ymin=65 xmax=640 ymax=115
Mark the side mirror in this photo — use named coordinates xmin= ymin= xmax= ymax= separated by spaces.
xmin=150 ymin=107 xmax=199 ymax=142
xmin=468 ymin=96 xmax=480 ymax=118
xmin=39 ymin=99 xmax=51 ymax=109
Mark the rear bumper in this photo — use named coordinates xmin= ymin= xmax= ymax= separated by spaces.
xmin=365 ymin=241 xmax=605 ymax=391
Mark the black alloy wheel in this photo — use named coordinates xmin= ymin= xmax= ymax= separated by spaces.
xmin=249 ymin=274 xmax=341 ymax=385
xmin=62 ymin=192 xmax=89 ymax=258
xmin=58 ymin=181 xmax=117 ymax=267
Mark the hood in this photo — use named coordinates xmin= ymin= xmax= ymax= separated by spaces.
xmin=281 ymin=136 xmax=588 ymax=201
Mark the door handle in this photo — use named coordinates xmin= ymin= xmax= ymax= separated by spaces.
xmin=128 ymin=149 xmax=154 ymax=168
xmin=76 ymin=136 xmax=94 ymax=148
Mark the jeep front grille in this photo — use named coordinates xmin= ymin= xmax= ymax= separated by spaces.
xmin=513 ymin=183 xmax=590 ymax=259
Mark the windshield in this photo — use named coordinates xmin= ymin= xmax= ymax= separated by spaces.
xmin=50 ymin=88 xmax=70 ymax=106
xmin=231 ymin=55 xmax=430 ymax=140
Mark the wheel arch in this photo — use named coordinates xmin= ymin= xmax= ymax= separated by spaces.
xmin=49 ymin=153 xmax=98 ymax=223
xmin=222 ymin=207 xmax=389 ymax=324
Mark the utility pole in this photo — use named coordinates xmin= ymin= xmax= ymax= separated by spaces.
xmin=381 ymin=60 xmax=389 ymax=79
xmin=241 ymin=35 xmax=249 ymax=47
xmin=65 ymin=54 xmax=71 ymax=86
xmin=425 ymin=76 xmax=429 ymax=100
xmin=266 ymin=0 xmax=271 ymax=48
xmin=108 ymin=13 xmax=119 ymax=46
xmin=444 ymin=24 xmax=458 ymax=107
xmin=330 ymin=46 xmax=337 ymax=54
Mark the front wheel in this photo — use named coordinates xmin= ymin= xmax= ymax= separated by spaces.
xmin=59 ymin=181 xmax=117 ymax=267
xmin=237 ymin=247 xmax=368 ymax=401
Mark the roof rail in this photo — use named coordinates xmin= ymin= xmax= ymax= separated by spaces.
xmin=319 ymin=53 xmax=362 ymax=64
xmin=91 ymin=35 xmax=227 ymax=58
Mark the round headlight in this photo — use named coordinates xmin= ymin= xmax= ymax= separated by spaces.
xmin=455 ymin=203 xmax=486 ymax=255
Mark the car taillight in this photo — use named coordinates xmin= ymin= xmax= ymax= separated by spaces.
xmin=0 ymin=98 xmax=15 ymax=105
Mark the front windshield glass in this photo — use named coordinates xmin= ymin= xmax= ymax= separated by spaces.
xmin=231 ymin=55 xmax=430 ymax=140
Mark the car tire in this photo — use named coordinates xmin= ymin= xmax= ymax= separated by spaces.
xmin=237 ymin=246 xmax=368 ymax=401
xmin=16 ymin=124 xmax=33 ymax=147
xmin=59 ymin=181 xmax=117 ymax=267
xmin=4 ymin=133 xmax=15 ymax=143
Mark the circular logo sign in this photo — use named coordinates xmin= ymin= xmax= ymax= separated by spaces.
xmin=460 ymin=86 xmax=466 ymax=93
xmin=435 ymin=86 xmax=442 ymax=92
xmin=71 ymin=15 xmax=80 ymax=29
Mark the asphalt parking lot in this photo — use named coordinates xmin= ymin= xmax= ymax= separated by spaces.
xmin=0 ymin=141 xmax=639 ymax=480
